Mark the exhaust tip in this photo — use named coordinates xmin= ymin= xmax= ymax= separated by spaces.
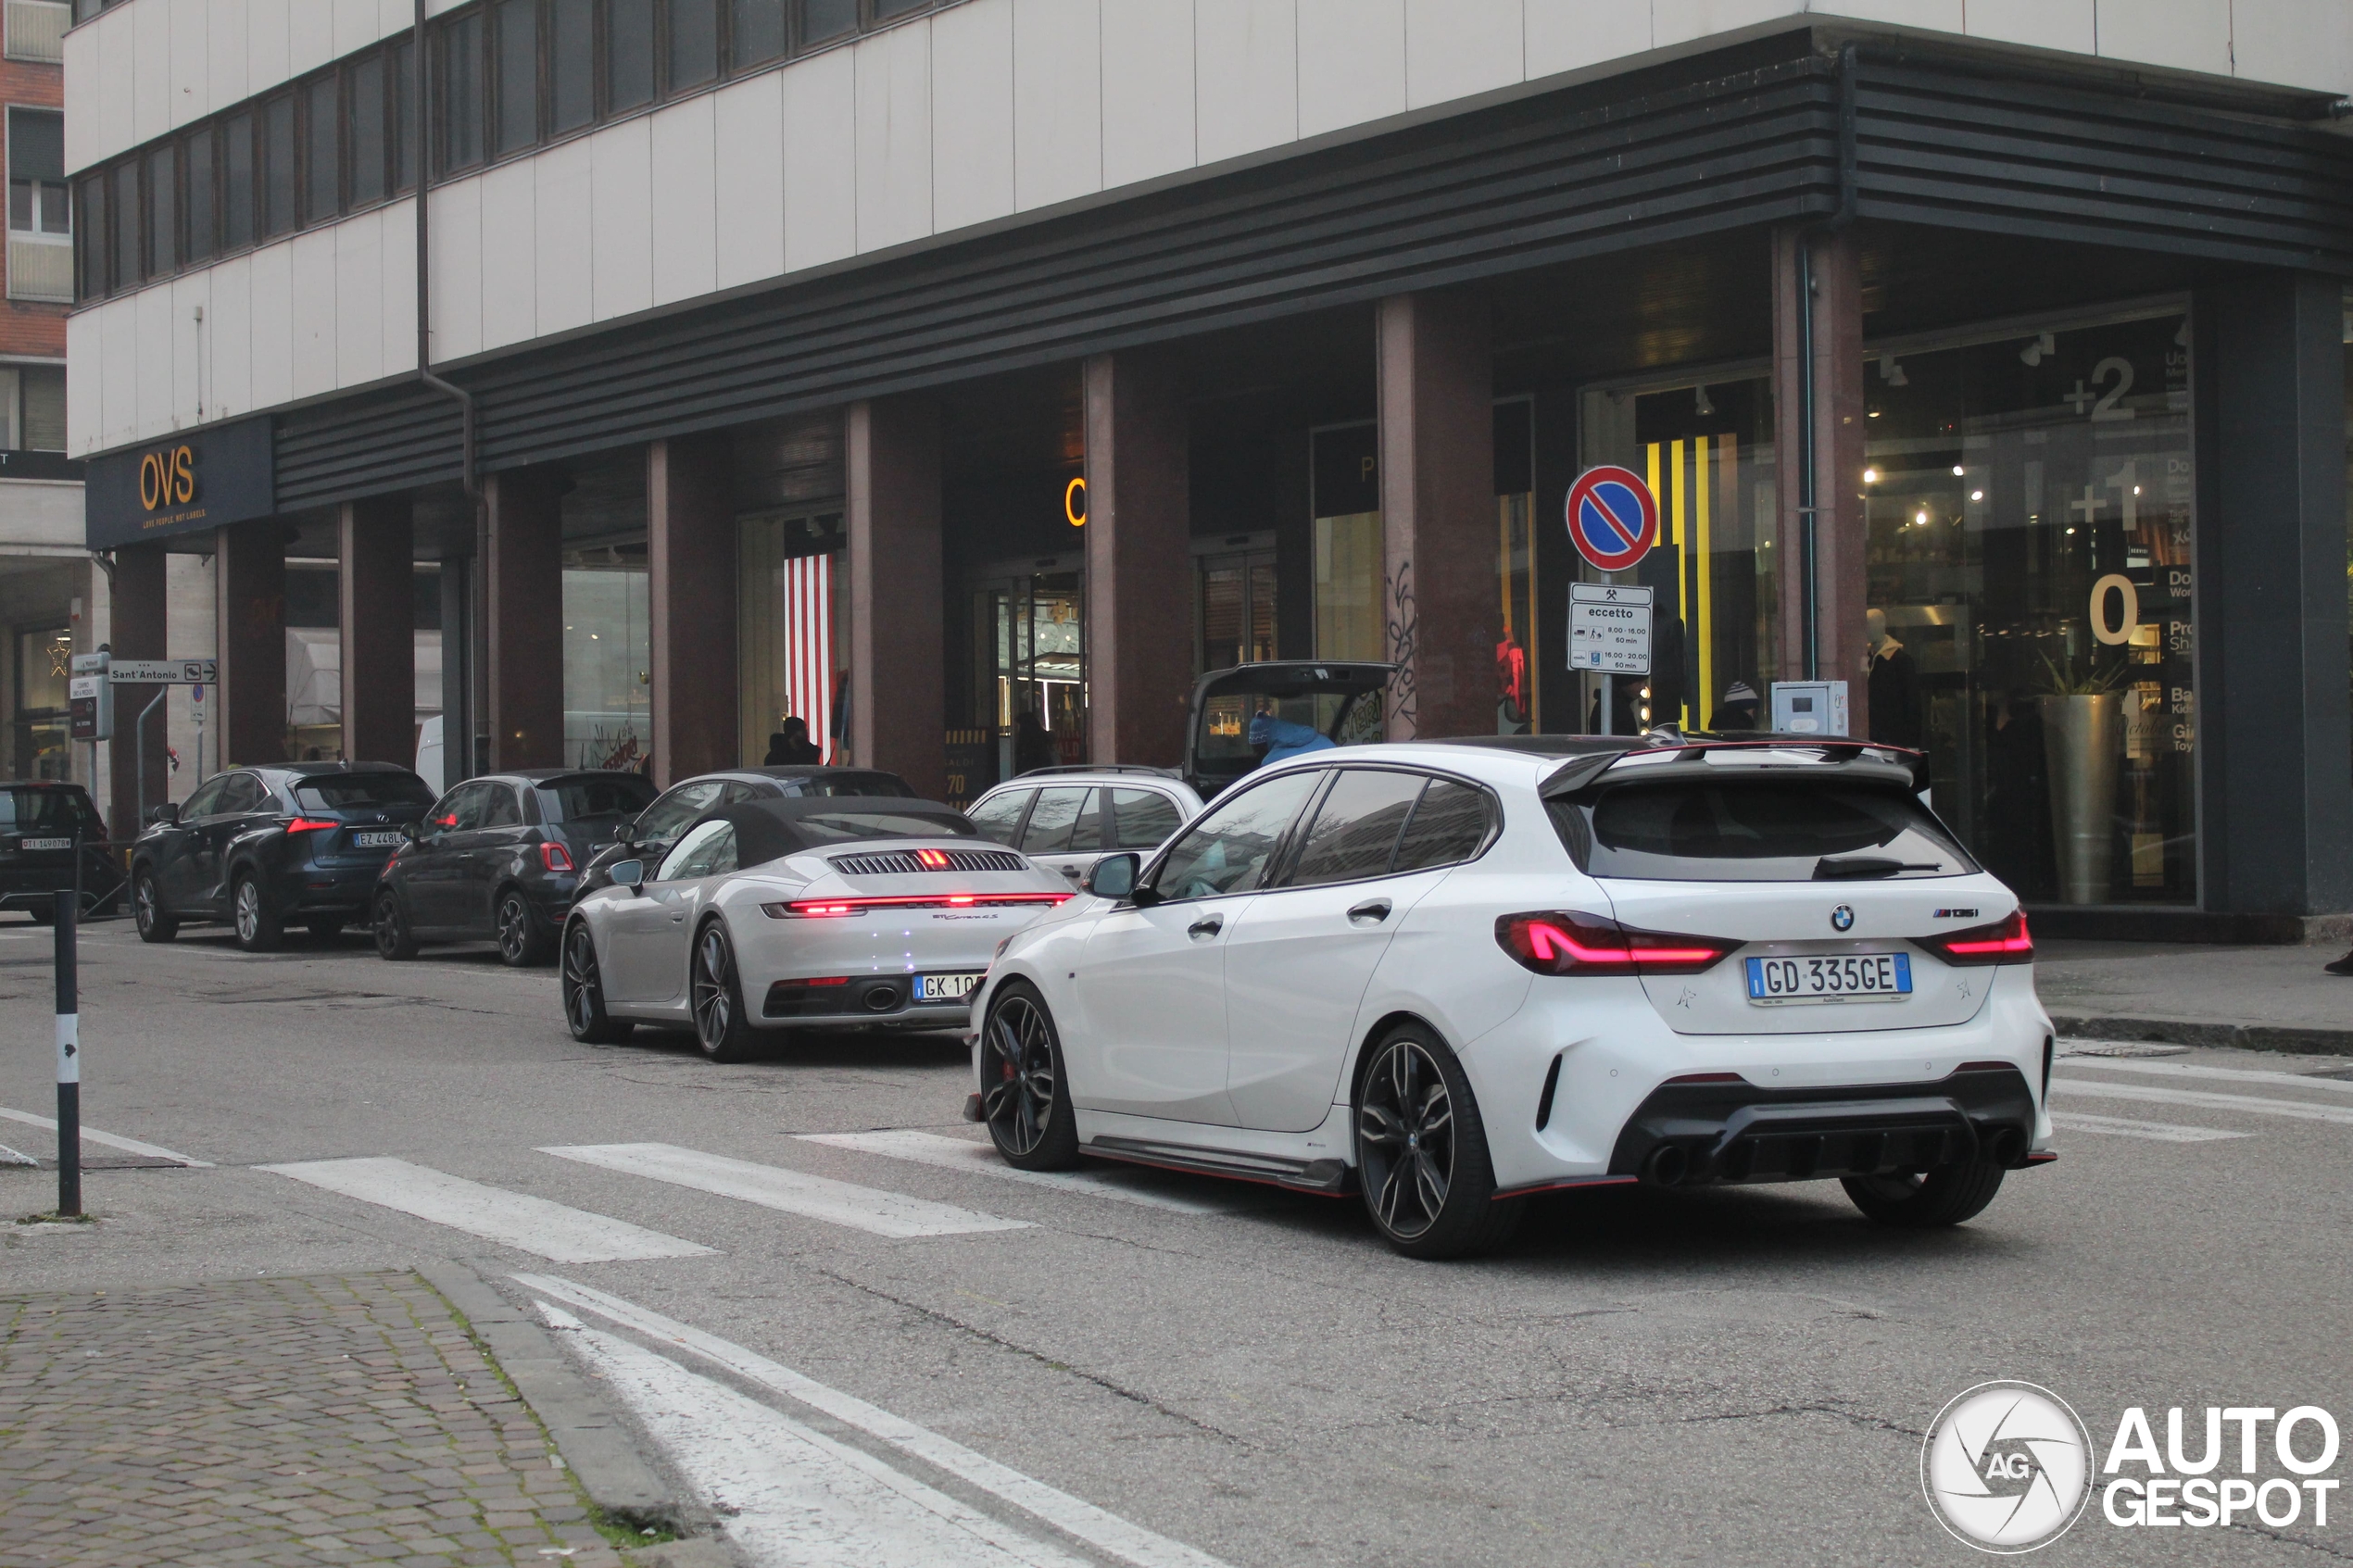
xmin=1986 ymin=1127 xmax=2026 ymax=1166
xmin=863 ymin=985 xmax=899 ymax=1012
xmin=1643 ymin=1143 xmax=1690 ymax=1188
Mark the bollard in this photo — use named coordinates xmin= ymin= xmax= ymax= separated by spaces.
xmin=55 ymin=882 xmax=79 ymax=1217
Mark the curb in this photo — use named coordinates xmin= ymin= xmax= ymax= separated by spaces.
xmin=2051 ymin=1013 xmax=2353 ymax=1058
xmin=416 ymin=1260 xmax=697 ymax=1537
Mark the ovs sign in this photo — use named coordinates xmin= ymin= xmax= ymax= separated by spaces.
xmin=138 ymin=445 xmax=197 ymax=513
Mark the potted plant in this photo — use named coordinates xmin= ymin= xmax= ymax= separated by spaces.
xmin=2035 ymin=653 xmax=2127 ymax=905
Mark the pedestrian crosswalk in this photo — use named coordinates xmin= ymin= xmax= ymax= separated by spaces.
xmin=538 ymin=1142 xmax=1031 ymax=1238
xmin=258 ymin=1156 xmax=715 ymax=1263
xmin=2046 ymin=1110 xmax=2250 ymax=1144
xmin=796 ymin=1129 xmax=1245 ymax=1215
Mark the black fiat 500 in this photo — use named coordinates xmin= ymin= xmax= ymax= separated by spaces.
xmin=132 ymin=763 xmax=438 ymax=950
xmin=372 ymin=769 xmax=657 ymax=966
xmin=0 ymin=782 xmax=121 ymax=922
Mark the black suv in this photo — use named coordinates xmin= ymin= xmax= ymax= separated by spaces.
xmin=132 ymin=763 xmax=438 ymax=950
xmin=0 ymin=782 xmax=121 ymax=922
xmin=372 ymin=769 xmax=658 ymax=966
xmin=574 ymin=766 xmax=912 ymax=897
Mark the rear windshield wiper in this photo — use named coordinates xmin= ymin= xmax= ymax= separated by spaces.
xmin=1814 ymin=855 xmax=1943 ymax=879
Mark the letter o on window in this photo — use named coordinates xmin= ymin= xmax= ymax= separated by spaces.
xmin=2089 ymin=573 xmax=2139 ymax=646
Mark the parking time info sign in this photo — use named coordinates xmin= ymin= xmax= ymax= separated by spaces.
xmin=1568 ymin=583 xmax=1654 ymax=674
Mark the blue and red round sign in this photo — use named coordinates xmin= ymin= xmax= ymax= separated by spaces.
xmin=1566 ymin=465 xmax=1659 ymax=572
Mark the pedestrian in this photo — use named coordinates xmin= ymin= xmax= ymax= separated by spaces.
xmin=1247 ymin=707 xmax=1335 ymax=768
xmin=1013 ymin=707 xmax=1055 ymax=774
xmin=1714 ymin=680 xmax=1760 ymax=732
xmin=763 ymin=717 xmax=822 ymax=766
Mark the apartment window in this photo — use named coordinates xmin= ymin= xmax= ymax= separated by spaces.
xmin=440 ymin=10 xmax=485 ymax=171
xmin=184 ymin=126 xmax=217 ymax=262
xmin=801 ymin=0 xmax=856 ymax=43
xmin=548 ymin=0 xmax=595 ymax=132
xmin=145 ymin=142 xmax=175 ymax=276
xmin=391 ymin=40 xmax=418 ymax=192
xmin=3 ymin=364 xmax=65 ymax=450
xmin=262 ymin=94 xmax=297 ymax=235
xmin=669 ymin=0 xmax=720 ymax=90
xmin=493 ymin=0 xmax=539 ymax=155
xmin=222 ymin=111 xmax=255 ymax=250
xmin=731 ymin=0 xmax=786 ymax=68
xmin=7 ymin=108 xmax=67 ymax=234
xmin=304 ymin=76 xmax=340 ymax=222
xmin=348 ymin=52 xmax=387 ymax=207
xmin=608 ymin=0 xmax=656 ymax=111
xmin=109 ymin=163 xmax=137 ymax=286
xmin=71 ymin=172 xmax=100 ymax=295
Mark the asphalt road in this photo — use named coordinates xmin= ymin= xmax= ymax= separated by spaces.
xmin=4 ymin=915 xmax=2349 ymax=1566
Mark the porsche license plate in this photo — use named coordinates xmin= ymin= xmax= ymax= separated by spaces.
xmin=19 ymin=837 xmax=69 ymax=851
xmin=351 ymin=831 xmax=405 ymax=848
xmin=1745 ymin=953 xmax=1912 ymax=1004
xmin=919 ymin=972 xmax=984 ymax=1002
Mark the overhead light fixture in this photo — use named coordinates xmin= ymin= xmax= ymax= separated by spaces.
xmin=1863 ymin=468 xmax=1880 ymax=483
xmin=1693 ymin=385 xmax=1716 ymax=417
xmin=2020 ymin=332 xmax=2056 ymax=367
xmin=1952 ymin=465 xmax=1965 ymax=476
xmin=1970 ymin=490 xmax=1984 ymax=501
xmin=1915 ymin=510 xmax=1929 ymax=525
xmin=1868 ymin=409 xmax=1881 ymax=418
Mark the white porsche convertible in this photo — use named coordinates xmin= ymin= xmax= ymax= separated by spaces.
xmin=560 ymin=797 xmax=1071 ymax=1060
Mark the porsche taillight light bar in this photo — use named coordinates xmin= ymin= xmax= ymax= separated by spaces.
xmin=764 ymin=891 xmax=1072 ymax=919
xmin=1916 ymin=909 xmax=2033 ymax=966
xmin=1495 ymin=912 xmax=1734 ymax=976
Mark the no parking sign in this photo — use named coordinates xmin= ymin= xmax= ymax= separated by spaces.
xmin=1565 ymin=466 xmax=1659 ymax=573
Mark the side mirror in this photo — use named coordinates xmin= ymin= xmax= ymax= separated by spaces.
xmin=609 ymin=858 xmax=646 ymax=892
xmin=145 ymin=802 xmax=178 ymax=826
xmin=400 ymin=820 xmax=425 ymax=844
xmin=1083 ymin=852 xmax=1139 ymax=900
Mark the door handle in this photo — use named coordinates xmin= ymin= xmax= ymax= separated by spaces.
xmin=1348 ymin=899 xmax=1392 ymax=924
xmin=1188 ymin=915 xmax=1223 ymax=939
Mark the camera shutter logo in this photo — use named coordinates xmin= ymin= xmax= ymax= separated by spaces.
xmin=1922 ymin=1382 xmax=2094 ymax=1552
xmin=1831 ymin=904 xmax=1855 ymax=932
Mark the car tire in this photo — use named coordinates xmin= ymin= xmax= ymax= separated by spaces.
xmin=306 ymin=916 xmax=345 ymax=942
xmin=133 ymin=871 xmax=177 ymax=942
xmin=495 ymin=888 xmax=555 ymax=967
xmin=977 ymin=982 xmax=1081 ymax=1172
xmin=688 ymin=919 xmax=756 ymax=1063
xmin=231 ymin=873 xmax=283 ymax=953
xmin=1842 ymin=1160 xmax=2007 ymax=1228
xmin=561 ymin=920 xmax=633 ymax=1044
xmin=1353 ymin=1022 xmax=1524 ymax=1261
xmin=372 ymin=889 xmax=420 ymax=961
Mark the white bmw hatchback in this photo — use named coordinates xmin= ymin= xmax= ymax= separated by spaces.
xmin=563 ymin=797 xmax=1071 ymax=1060
xmin=967 ymin=734 xmax=2056 ymax=1258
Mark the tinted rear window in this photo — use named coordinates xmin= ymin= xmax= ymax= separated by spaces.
xmin=293 ymin=773 xmax=437 ymax=809
xmin=1558 ymin=780 xmax=1974 ymax=882
xmin=788 ymin=810 xmax=976 ymax=846
xmin=0 ymin=789 xmax=96 ymax=831
xmin=783 ymin=774 xmax=914 ymax=797
xmin=539 ymin=775 xmax=659 ymax=822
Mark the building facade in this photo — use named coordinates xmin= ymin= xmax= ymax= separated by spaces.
xmin=62 ymin=0 xmax=2353 ymax=936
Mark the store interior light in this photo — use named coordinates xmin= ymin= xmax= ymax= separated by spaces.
xmin=1952 ymin=465 xmax=1965 ymax=476
xmin=1970 ymin=490 xmax=1984 ymax=501
xmin=1863 ymin=469 xmax=1879 ymax=483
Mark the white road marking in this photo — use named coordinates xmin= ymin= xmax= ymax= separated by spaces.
xmin=2048 ymin=1078 xmax=2353 ymax=1127
xmin=515 ymin=1273 xmax=1237 ymax=1568
xmin=2047 ymin=1110 xmax=2252 ymax=1144
xmin=537 ymin=1143 xmax=1030 ymax=1239
xmin=258 ymin=1157 xmax=713 ymax=1262
xmin=796 ymin=1130 xmax=1243 ymax=1216
xmin=0 ymin=1105 xmax=212 ymax=1166
xmin=538 ymin=1303 xmax=1092 ymax=1568
xmin=2057 ymin=1056 xmax=2353 ymax=1095
xmin=0 ymin=1141 xmax=37 ymax=1166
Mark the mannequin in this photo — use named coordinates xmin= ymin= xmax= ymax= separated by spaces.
xmin=1865 ymin=608 xmax=1923 ymax=748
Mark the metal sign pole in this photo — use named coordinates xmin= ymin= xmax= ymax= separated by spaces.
xmin=134 ymin=689 xmax=166 ymax=824
xmin=54 ymin=865 xmax=80 ymax=1219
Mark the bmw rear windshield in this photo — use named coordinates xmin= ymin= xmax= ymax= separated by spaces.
xmin=1547 ymin=768 xmax=1975 ymax=883
xmin=291 ymin=773 xmax=437 ymax=810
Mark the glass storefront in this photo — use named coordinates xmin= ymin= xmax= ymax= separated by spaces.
xmin=973 ymin=559 xmax=1085 ymax=776
xmin=562 ymin=547 xmax=649 ymax=771
xmin=738 ymin=508 xmax=844 ymax=766
xmin=1198 ymin=544 xmax=1277 ymax=673
xmin=14 ymin=627 xmax=70 ymax=781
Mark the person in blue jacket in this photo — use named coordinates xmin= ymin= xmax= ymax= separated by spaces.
xmin=1249 ymin=708 xmax=1336 ymax=768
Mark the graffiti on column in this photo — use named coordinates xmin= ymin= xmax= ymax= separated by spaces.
xmin=1386 ymin=560 xmax=1417 ymax=736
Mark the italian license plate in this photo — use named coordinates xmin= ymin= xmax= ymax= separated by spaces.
xmin=19 ymin=837 xmax=69 ymax=851
xmin=351 ymin=831 xmax=404 ymax=848
xmin=1745 ymin=952 xmax=1913 ymax=1004
xmin=919 ymin=972 xmax=984 ymax=1002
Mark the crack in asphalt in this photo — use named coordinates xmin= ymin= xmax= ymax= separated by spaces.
xmin=1678 ymin=1400 xmax=1927 ymax=1439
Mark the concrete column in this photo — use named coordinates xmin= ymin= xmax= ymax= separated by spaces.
xmin=214 ymin=520 xmax=286 ymax=766
xmin=1771 ymin=225 xmax=1869 ymax=693
xmin=1083 ymin=352 xmax=1191 ymax=767
xmin=1377 ymin=292 xmax=1495 ymax=740
xmin=2194 ymin=271 xmax=2353 ymax=919
xmin=485 ymin=469 xmax=566 ymax=770
xmin=846 ymin=396 xmax=945 ymax=800
xmin=107 ymin=543 xmax=167 ymax=834
xmin=648 ymin=433 xmax=737 ymax=786
xmin=338 ymin=496 xmax=415 ymax=766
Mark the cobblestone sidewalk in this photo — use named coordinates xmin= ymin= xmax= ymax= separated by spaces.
xmin=0 ymin=1271 xmax=632 ymax=1568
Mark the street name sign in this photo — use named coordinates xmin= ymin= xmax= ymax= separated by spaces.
xmin=107 ymin=658 xmax=218 ymax=685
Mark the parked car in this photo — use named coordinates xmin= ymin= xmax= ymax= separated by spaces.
xmin=967 ymin=734 xmax=2053 ymax=1260
xmin=372 ymin=769 xmax=660 ymax=966
xmin=0 ymin=782 xmax=121 ymax=922
xmin=574 ymin=766 xmax=914 ymax=898
xmin=963 ymin=765 xmax=1202 ymax=886
xmin=132 ymin=763 xmax=438 ymax=951
xmin=560 ymin=797 xmax=1069 ymax=1060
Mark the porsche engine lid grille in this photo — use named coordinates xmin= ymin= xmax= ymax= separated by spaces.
xmin=829 ymin=847 xmax=1028 ymax=876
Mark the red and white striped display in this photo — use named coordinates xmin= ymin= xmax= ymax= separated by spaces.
xmin=782 ymin=552 xmax=835 ymax=763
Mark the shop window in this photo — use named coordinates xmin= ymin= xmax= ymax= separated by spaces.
xmin=347 ymin=52 xmax=388 ymax=207
xmin=183 ymin=126 xmax=218 ymax=263
xmin=221 ymin=112 xmax=256 ymax=251
xmin=608 ymin=0 xmax=658 ymax=111
xmin=732 ymin=0 xmax=786 ymax=68
xmin=975 ymin=568 xmax=1085 ymax=771
xmin=261 ymin=94 xmax=297 ymax=235
xmin=1495 ymin=399 xmax=1536 ymax=734
xmin=563 ymin=548 xmax=650 ymax=770
xmin=549 ymin=0 xmax=597 ymax=133
xmin=16 ymin=629 xmax=70 ymax=783
xmin=1198 ymin=548 xmax=1276 ymax=674
xmin=1311 ymin=423 xmax=1382 ymax=664
xmin=738 ymin=511 xmax=845 ymax=767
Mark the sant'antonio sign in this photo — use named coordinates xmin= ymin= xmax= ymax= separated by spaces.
xmin=84 ymin=417 xmax=274 ymax=551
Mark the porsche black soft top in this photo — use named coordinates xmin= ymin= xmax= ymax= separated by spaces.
xmin=680 ymin=797 xmax=978 ymax=865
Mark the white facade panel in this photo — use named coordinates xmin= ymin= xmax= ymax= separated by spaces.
xmin=476 ymin=158 xmax=538 ymax=352
xmin=168 ymin=0 xmax=208 ymax=131
xmin=333 ymin=0 xmax=380 ymax=57
xmin=1295 ymin=0 xmax=1397 ymax=143
xmin=287 ymin=227 xmax=338 ymax=399
xmin=333 ymin=208 xmax=384 ymax=388
xmin=99 ymin=298 xmax=138 ymax=452
xmin=589 ymin=119 xmax=655 ymax=322
xmin=132 ymin=285 xmax=177 ymax=437
xmin=61 ymin=23 xmax=98 ymax=173
xmin=2095 ymin=0 xmax=2233 ymax=78
xmin=1959 ymin=0 xmax=2092 ymax=54
xmin=713 ymin=73 xmax=786 ymax=290
xmin=856 ymin=17 xmax=934 ymax=253
xmin=94 ymin=6 xmax=136 ymax=163
xmin=1101 ymin=0 xmax=1195 ymax=189
xmin=205 ymin=0 xmax=249 ymax=117
xmin=1403 ymin=0 xmax=1521 ymax=110
xmin=930 ymin=0 xmax=1015 ymax=234
xmin=2228 ymin=0 xmax=2353 ymax=96
xmin=1651 ymin=0 xmax=1801 ymax=49
xmin=1199 ymin=0 xmax=1297 ymax=161
xmin=206 ymin=250 xmax=253 ymax=423
xmin=426 ymin=179 xmax=482 ymax=362
xmin=1815 ymin=0 xmax=1963 ymax=28
xmin=65 ymin=312 xmax=99 ymax=458
xmin=534 ymin=139 xmax=596 ymax=336
xmin=648 ymin=95 xmax=719 ymax=308
xmin=170 ymin=271 xmax=209 ymax=426
xmin=247 ymin=241 xmax=296 ymax=414
xmin=380 ymin=199 xmax=419 ymax=379
xmin=1013 ymin=0 xmax=1101 ymax=212
xmin=286 ymin=0 xmax=333 ymax=75
xmin=246 ymin=0 xmax=290 ymax=100
xmin=132 ymin=0 xmax=170 ymax=144
xmin=1524 ymin=0 xmax=1651 ymax=79
xmin=781 ymin=49 xmax=858 ymax=274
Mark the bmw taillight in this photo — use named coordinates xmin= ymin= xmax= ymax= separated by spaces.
xmin=286 ymin=817 xmax=339 ymax=834
xmin=1495 ymin=912 xmax=1735 ymax=976
xmin=1918 ymin=909 xmax=2033 ymax=966
xmin=540 ymin=842 xmax=575 ymax=872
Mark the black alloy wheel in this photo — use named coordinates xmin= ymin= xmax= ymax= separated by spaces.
xmin=133 ymin=872 xmax=178 ymax=942
xmin=979 ymin=985 xmax=1079 ymax=1171
xmin=231 ymin=873 xmax=283 ymax=953
xmin=1842 ymin=1161 xmax=2007 ymax=1228
xmin=561 ymin=921 xmax=632 ymax=1044
xmin=496 ymin=888 xmax=554 ymax=967
xmin=688 ymin=920 xmax=755 ymax=1062
xmin=1353 ymin=1025 xmax=1522 ymax=1261
xmin=373 ymin=889 xmax=419 ymax=960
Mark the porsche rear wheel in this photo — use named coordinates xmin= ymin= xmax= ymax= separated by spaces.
xmin=689 ymin=920 xmax=756 ymax=1063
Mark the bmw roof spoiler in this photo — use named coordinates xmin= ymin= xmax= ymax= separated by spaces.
xmin=1429 ymin=731 xmax=1929 ymax=797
